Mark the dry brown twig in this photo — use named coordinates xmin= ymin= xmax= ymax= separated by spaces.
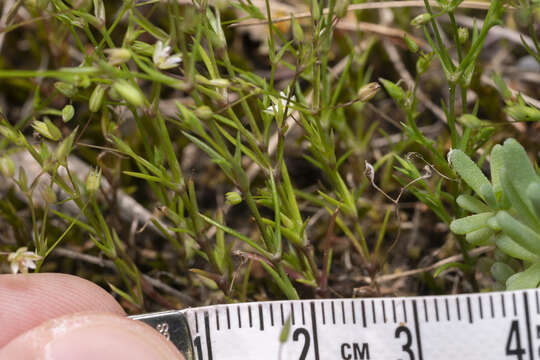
xmin=356 ymin=245 xmax=494 ymax=285
xmin=229 ymin=1 xmax=497 ymax=28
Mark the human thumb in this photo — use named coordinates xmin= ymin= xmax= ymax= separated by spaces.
xmin=0 ymin=312 xmax=185 ymax=360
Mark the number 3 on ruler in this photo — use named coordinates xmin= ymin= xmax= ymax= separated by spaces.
xmin=395 ymin=325 xmax=415 ymax=360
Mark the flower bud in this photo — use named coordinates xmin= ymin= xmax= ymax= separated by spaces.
xmin=54 ymin=82 xmax=77 ymax=97
xmin=357 ymin=82 xmax=380 ymax=102
xmin=76 ymin=75 xmax=91 ymax=89
xmin=505 ymin=105 xmax=540 ymax=122
xmin=0 ymin=156 xmax=15 ymax=177
xmin=379 ymin=78 xmax=405 ymax=103
xmin=411 ymin=13 xmax=432 ymax=27
xmin=335 ymin=0 xmax=350 ymax=19
xmin=32 ymin=118 xmax=62 ymax=141
xmin=0 ymin=125 xmax=22 ymax=144
xmin=225 ymin=191 xmax=242 ymax=205
xmin=208 ymin=78 xmax=230 ymax=88
xmin=89 ymin=84 xmax=106 ymax=112
xmin=112 ymin=80 xmax=145 ymax=108
xmin=404 ymin=34 xmax=418 ymax=53
xmin=104 ymin=48 xmax=131 ymax=66
xmin=458 ymin=27 xmax=469 ymax=44
xmin=54 ymin=130 xmax=77 ymax=164
xmin=416 ymin=52 xmax=434 ymax=74
xmin=86 ymin=168 xmax=102 ymax=195
xmin=291 ymin=16 xmax=304 ymax=43
xmin=195 ymin=105 xmax=213 ymax=120
xmin=457 ymin=114 xmax=490 ymax=129
xmin=62 ymin=104 xmax=75 ymax=122
xmin=40 ymin=185 xmax=57 ymax=204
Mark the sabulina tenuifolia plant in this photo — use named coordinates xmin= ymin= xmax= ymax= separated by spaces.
xmin=450 ymin=139 xmax=540 ymax=290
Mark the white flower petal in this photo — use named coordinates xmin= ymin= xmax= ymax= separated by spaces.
xmin=22 ymin=258 xmax=37 ymax=270
xmin=159 ymin=55 xmax=182 ymax=69
xmin=153 ymin=41 xmax=163 ymax=65
xmin=10 ymin=261 xmax=19 ymax=274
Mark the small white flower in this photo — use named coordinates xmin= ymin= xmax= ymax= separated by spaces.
xmin=153 ymin=41 xmax=182 ymax=70
xmin=264 ymin=90 xmax=296 ymax=117
xmin=6 ymin=247 xmax=42 ymax=274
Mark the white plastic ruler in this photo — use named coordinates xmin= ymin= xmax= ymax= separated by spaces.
xmin=131 ymin=289 xmax=540 ymax=359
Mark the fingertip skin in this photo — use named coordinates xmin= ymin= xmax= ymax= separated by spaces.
xmin=0 ymin=312 xmax=185 ymax=360
xmin=0 ymin=273 xmax=124 ymax=347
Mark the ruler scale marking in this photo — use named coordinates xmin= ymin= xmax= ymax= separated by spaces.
xmin=204 ymin=311 xmax=213 ymax=360
xmin=310 ymin=302 xmax=320 ymax=360
xmin=402 ymin=299 xmax=408 ymax=323
xmin=382 ymin=300 xmax=387 ymax=323
xmin=392 ymin=299 xmax=397 ymax=323
xmin=523 ymin=292 xmax=534 ymax=360
xmin=423 ymin=298 xmax=428 ymax=322
xmin=133 ymin=289 xmax=540 ymax=360
xmin=258 ymin=304 xmax=264 ymax=331
xmin=290 ymin=303 xmax=295 ymax=326
xmin=513 ymin=292 xmax=518 ymax=317
xmin=466 ymin=297 xmax=473 ymax=324
xmin=501 ymin=293 xmax=507 ymax=317
xmin=361 ymin=300 xmax=367 ymax=328
xmin=478 ymin=296 xmax=484 ymax=320
xmin=269 ymin=304 xmax=274 ymax=327
xmin=238 ymin=305 xmax=242 ymax=328
xmin=412 ymin=300 xmax=424 ymax=360
xmin=301 ymin=302 xmax=306 ymax=326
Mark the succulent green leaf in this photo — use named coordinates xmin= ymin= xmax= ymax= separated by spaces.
xmin=501 ymin=138 xmax=540 ymax=224
xmin=456 ymin=194 xmax=490 ymax=214
xmin=500 ymin=168 xmax=540 ymax=231
xmin=495 ymin=234 xmax=540 ymax=262
xmin=449 ymin=212 xmax=493 ymax=235
xmin=487 ymin=216 xmax=501 ymax=231
xmin=490 ymin=144 xmax=503 ymax=195
xmin=479 ymin=183 xmax=497 ymax=209
xmin=496 ymin=211 xmax=540 ymax=255
xmin=506 ymin=262 xmax=540 ymax=290
xmin=491 ymin=262 xmax=515 ymax=283
xmin=465 ymin=227 xmax=494 ymax=245
xmin=527 ymin=182 xmax=540 ymax=221
xmin=450 ymin=149 xmax=493 ymax=203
